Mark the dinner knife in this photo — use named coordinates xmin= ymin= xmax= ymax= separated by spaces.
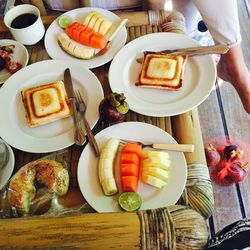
xmin=64 ymin=68 xmax=86 ymax=146
xmin=136 ymin=44 xmax=229 ymax=63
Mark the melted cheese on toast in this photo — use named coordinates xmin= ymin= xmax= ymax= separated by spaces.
xmin=136 ymin=52 xmax=187 ymax=90
xmin=21 ymin=81 xmax=71 ymax=127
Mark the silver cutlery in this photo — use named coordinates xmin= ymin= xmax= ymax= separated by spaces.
xmin=0 ymin=141 xmax=9 ymax=170
xmin=64 ymin=68 xmax=86 ymax=146
xmin=74 ymin=90 xmax=100 ymax=157
xmin=120 ymin=139 xmax=194 ymax=152
xmin=95 ymin=18 xmax=128 ymax=57
xmin=136 ymin=44 xmax=229 ymax=63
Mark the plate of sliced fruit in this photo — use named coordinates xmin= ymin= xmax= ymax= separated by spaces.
xmin=77 ymin=121 xmax=187 ymax=212
xmin=44 ymin=7 xmax=127 ymax=69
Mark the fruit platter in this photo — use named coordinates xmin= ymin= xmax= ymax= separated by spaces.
xmin=44 ymin=7 xmax=127 ymax=68
xmin=78 ymin=122 xmax=187 ymax=212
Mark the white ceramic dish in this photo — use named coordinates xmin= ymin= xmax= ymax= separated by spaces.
xmin=78 ymin=121 xmax=187 ymax=212
xmin=0 ymin=39 xmax=29 ymax=84
xmin=109 ymin=32 xmax=216 ymax=117
xmin=44 ymin=7 xmax=127 ymax=69
xmin=0 ymin=139 xmax=15 ymax=190
xmin=0 ymin=60 xmax=104 ymax=153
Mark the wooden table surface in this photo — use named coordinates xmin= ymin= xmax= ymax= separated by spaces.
xmin=0 ymin=1 xmax=250 ymax=247
xmin=198 ymin=0 xmax=250 ymax=236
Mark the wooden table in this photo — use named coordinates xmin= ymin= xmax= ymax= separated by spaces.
xmin=0 ymin=7 xmax=240 ymax=249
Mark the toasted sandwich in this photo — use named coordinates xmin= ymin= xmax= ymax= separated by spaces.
xmin=21 ymin=80 xmax=71 ymax=127
xmin=136 ymin=52 xmax=187 ymax=90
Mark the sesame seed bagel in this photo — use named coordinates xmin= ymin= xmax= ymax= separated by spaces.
xmin=8 ymin=159 xmax=69 ymax=214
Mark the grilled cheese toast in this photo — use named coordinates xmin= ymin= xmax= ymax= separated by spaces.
xmin=136 ymin=52 xmax=187 ymax=90
xmin=21 ymin=81 xmax=71 ymax=127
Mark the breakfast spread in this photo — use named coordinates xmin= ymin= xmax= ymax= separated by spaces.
xmin=136 ymin=52 xmax=187 ymax=90
xmin=0 ymin=44 xmax=22 ymax=74
xmin=57 ymin=11 xmax=113 ymax=60
xmin=8 ymin=159 xmax=69 ymax=214
xmin=0 ymin=8 xmax=209 ymax=219
xmin=21 ymin=81 xmax=71 ymax=127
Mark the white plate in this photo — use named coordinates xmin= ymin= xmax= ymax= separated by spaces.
xmin=78 ymin=121 xmax=187 ymax=212
xmin=109 ymin=32 xmax=216 ymax=117
xmin=0 ymin=139 xmax=15 ymax=190
xmin=0 ymin=60 xmax=104 ymax=153
xmin=44 ymin=7 xmax=127 ymax=69
xmin=0 ymin=39 xmax=29 ymax=84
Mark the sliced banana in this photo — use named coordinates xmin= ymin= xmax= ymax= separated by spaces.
xmin=57 ymin=33 xmax=95 ymax=59
xmin=98 ymin=138 xmax=120 ymax=196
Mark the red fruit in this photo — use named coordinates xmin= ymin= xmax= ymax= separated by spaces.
xmin=217 ymin=144 xmax=243 ymax=161
xmin=216 ymin=145 xmax=226 ymax=158
xmin=99 ymin=93 xmax=129 ymax=124
xmin=6 ymin=61 xmax=22 ymax=73
xmin=224 ymin=144 xmax=243 ymax=161
xmin=214 ymin=161 xmax=234 ymax=185
xmin=205 ymin=144 xmax=221 ymax=168
xmin=213 ymin=160 xmax=248 ymax=185
xmin=210 ymin=160 xmax=231 ymax=185
xmin=227 ymin=161 xmax=247 ymax=183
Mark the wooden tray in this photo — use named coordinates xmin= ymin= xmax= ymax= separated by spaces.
xmin=0 ymin=10 xmax=213 ymax=249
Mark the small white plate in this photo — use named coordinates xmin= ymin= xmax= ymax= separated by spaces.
xmin=0 ymin=39 xmax=29 ymax=84
xmin=0 ymin=139 xmax=15 ymax=190
xmin=109 ymin=32 xmax=216 ymax=117
xmin=44 ymin=7 xmax=127 ymax=69
xmin=78 ymin=121 xmax=187 ymax=212
xmin=0 ymin=59 xmax=104 ymax=153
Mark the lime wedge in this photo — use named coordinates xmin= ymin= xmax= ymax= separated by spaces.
xmin=118 ymin=192 xmax=142 ymax=211
xmin=58 ymin=15 xmax=73 ymax=29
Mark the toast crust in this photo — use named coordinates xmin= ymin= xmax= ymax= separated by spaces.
xmin=136 ymin=52 xmax=187 ymax=90
xmin=21 ymin=81 xmax=71 ymax=127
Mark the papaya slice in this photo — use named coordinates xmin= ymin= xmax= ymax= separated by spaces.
xmin=79 ymin=27 xmax=94 ymax=46
xmin=89 ymin=33 xmax=107 ymax=49
xmin=121 ymin=163 xmax=139 ymax=177
xmin=122 ymin=143 xmax=142 ymax=158
xmin=121 ymin=176 xmax=138 ymax=192
xmin=120 ymin=153 xmax=140 ymax=166
xmin=65 ymin=21 xmax=107 ymax=49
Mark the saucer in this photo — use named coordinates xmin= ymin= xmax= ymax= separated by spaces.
xmin=0 ymin=39 xmax=29 ymax=84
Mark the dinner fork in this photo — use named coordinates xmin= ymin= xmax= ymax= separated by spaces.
xmin=120 ymin=139 xmax=194 ymax=153
xmin=74 ymin=90 xmax=100 ymax=157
